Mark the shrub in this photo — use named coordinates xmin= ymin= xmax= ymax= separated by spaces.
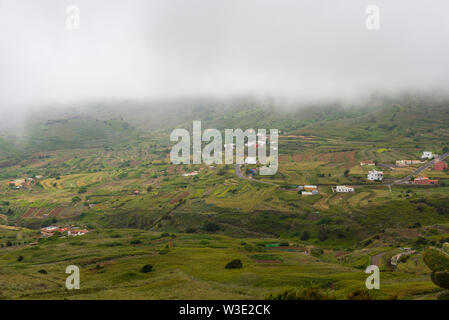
xmin=300 ymin=231 xmax=310 ymax=241
xmin=267 ymin=288 xmax=335 ymax=300
xmin=78 ymin=186 xmax=87 ymax=194
xmin=140 ymin=264 xmax=153 ymax=273
xmin=225 ymin=259 xmax=243 ymax=269
xmin=185 ymin=227 xmax=196 ymax=233
xmin=17 ymin=256 xmax=24 ymax=262
xmin=203 ymin=222 xmax=221 ymax=232
xmin=38 ymin=269 xmax=47 ymax=274
xmin=346 ymin=289 xmax=372 ymax=300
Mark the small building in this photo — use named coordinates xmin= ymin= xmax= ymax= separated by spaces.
xmin=396 ymin=160 xmax=424 ymax=166
xmin=413 ymin=176 xmax=438 ymax=185
xmin=67 ymin=229 xmax=89 ymax=237
xmin=335 ymin=185 xmax=355 ymax=193
xmin=304 ymin=185 xmax=318 ymax=192
xmin=367 ymin=169 xmax=383 ymax=181
xmin=422 ymin=151 xmax=434 ymax=160
xmin=301 ymin=190 xmax=319 ymax=196
xmin=40 ymin=226 xmax=89 ymax=237
xmin=434 ymin=161 xmax=448 ymax=171
xmin=182 ymin=171 xmax=199 ymax=177
xmin=360 ymin=160 xmax=375 ymax=166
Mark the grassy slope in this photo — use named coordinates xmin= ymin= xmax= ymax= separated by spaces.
xmin=0 ymin=229 xmax=440 ymax=300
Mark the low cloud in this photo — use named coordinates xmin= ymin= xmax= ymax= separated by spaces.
xmin=1 ymin=0 xmax=449 ymax=120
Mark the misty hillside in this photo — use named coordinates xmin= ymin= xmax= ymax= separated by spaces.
xmin=16 ymin=116 xmax=141 ymax=151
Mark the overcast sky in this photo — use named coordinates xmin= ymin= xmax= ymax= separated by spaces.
xmin=1 ymin=0 xmax=449 ymax=119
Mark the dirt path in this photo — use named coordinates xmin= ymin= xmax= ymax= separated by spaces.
xmin=371 ymin=252 xmax=387 ymax=266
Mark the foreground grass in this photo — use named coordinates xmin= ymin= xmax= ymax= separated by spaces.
xmin=0 ymin=229 xmax=440 ymax=300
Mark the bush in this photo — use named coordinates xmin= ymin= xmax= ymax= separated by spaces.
xmin=140 ymin=264 xmax=153 ymax=273
xmin=267 ymin=288 xmax=335 ymax=300
xmin=38 ymin=269 xmax=47 ymax=274
xmin=300 ymin=231 xmax=310 ymax=241
xmin=17 ymin=256 xmax=24 ymax=262
xmin=225 ymin=259 xmax=243 ymax=269
xmin=346 ymin=289 xmax=372 ymax=300
xmin=185 ymin=227 xmax=196 ymax=233
xmin=203 ymin=222 xmax=221 ymax=232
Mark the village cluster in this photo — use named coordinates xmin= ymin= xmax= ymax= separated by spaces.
xmin=298 ymin=150 xmax=447 ymax=196
xmin=6 ymin=175 xmax=43 ymax=189
xmin=40 ymin=225 xmax=89 ymax=238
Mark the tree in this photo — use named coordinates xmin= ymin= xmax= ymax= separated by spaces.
xmin=318 ymin=226 xmax=328 ymax=242
xmin=71 ymin=196 xmax=82 ymax=205
xmin=225 ymin=259 xmax=243 ymax=269
xmin=203 ymin=222 xmax=221 ymax=232
xmin=300 ymin=231 xmax=310 ymax=241
xmin=140 ymin=264 xmax=153 ymax=273
xmin=347 ymin=289 xmax=372 ymax=300
xmin=344 ymin=169 xmax=350 ymax=177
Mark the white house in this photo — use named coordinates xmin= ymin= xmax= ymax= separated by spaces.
xmin=422 ymin=151 xmax=434 ymax=160
xmin=302 ymin=190 xmax=319 ymax=195
xmin=182 ymin=171 xmax=198 ymax=176
xmin=335 ymin=185 xmax=355 ymax=193
xmin=367 ymin=169 xmax=383 ymax=181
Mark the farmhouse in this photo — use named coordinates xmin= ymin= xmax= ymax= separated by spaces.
xmin=7 ymin=179 xmax=25 ymax=189
xmin=367 ymin=169 xmax=383 ymax=181
xmin=413 ymin=176 xmax=438 ymax=185
xmin=422 ymin=151 xmax=434 ymax=160
xmin=304 ymin=185 xmax=318 ymax=191
xmin=335 ymin=185 xmax=355 ymax=193
xmin=6 ymin=178 xmax=35 ymax=189
xmin=301 ymin=185 xmax=318 ymax=195
xmin=182 ymin=171 xmax=198 ymax=176
xmin=360 ymin=160 xmax=375 ymax=166
xmin=396 ymin=160 xmax=423 ymax=166
xmin=301 ymin=190 xmax=319 ymax=195
xmin=434 ymin=161 xmax=448 ymax=171
xmin=67 ymin=229 xmax=89 ymax=236
xmin=40 ymin=226 xmax=89 ymax=237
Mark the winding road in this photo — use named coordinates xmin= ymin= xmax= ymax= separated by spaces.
xmin=391 ymin=152 xmax=449 ymax=185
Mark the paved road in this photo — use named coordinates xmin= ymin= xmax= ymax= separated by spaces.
xmin=392 ymin=152 xmax=449 ymax=185
xmin=371 ymin=252 xmax=387 ymax=266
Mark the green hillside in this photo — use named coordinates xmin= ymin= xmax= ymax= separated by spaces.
xmin=0 ymin=96 xmax=449 ymax=299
